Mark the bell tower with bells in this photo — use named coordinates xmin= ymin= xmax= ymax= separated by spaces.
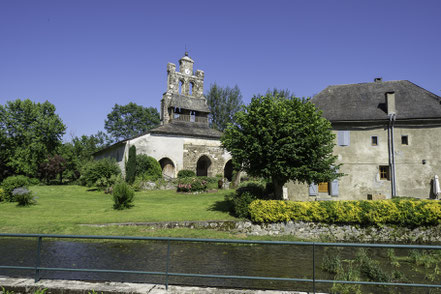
xmin=160 ymin=52 xmax=209 ymax=125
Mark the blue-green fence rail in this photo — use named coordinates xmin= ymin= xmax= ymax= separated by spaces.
xmin=0 ymin=233 xmax=441 ymax=293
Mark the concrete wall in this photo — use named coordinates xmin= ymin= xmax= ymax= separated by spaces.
xmin=286 ymin=125 xmax=441 ymax=201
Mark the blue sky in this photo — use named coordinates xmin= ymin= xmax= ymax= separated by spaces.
xmin=1 ymin=0 xmax=440 ymax=140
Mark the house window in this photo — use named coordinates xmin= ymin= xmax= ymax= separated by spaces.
xmin=371 ymin=136 xmax=378 ymax=146
xmin=318 ymin=182 xmax=329 ymax=193
xmin=379 ymin=165 xmax=389 ymax=180
xmin=401 ymin=135 xmax=408 ymax=145
xmin=337 ymin=131 xmax=350 ymax=146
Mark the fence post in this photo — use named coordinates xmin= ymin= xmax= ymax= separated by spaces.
xmin=312 ymin=242 xmax=315 ymax=294
xmin=165 ymin=239 xmax=171 ymax=290
xmin=35 ymin=236 xmax=42 ymax=282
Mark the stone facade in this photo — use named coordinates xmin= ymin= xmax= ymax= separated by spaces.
xmin=183 ymin=143 xmax=231 ymax=177
xmin=95 ymin=54 xmax=232 ymax=179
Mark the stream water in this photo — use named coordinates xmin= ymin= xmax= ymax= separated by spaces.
xmin=0 ymin=238 xmax=440 ymax=294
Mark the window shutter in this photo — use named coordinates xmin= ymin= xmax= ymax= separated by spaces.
xmin=338 ymin=131 xmax=350 ymax=146
xmin=330 ymin=179 xmax=339 ymax=196
xmin=309 ymin=183 xmax=318 ymax=196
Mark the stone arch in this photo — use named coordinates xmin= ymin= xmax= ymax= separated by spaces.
xmin=224 ymin=160 xmax=233 ymax=182
xmin=196 ymin=155 xmax=212 ymax=177
xmin=159 ymin=157 xmax=175 ymax=178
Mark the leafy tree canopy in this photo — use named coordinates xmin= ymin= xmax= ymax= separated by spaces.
xmin=0 ymin=99 xmax=66 ymax=179
xmin=221 ymin=90 xmax=341 ymax=198
xmin=205 ymin=83 xmax=243 ymax=131
xmin=58 ymin=131 xmax=112 ymax=182
xmin=104 ymin=102 xmax=160 ymax=142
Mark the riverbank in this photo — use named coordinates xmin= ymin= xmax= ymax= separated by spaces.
xmin=81 ymin=220 xmax=441 ymax=244
xmin=0 ymin=277 xmax=325 ymax=294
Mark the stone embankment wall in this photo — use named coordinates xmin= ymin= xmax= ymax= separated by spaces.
xmin=86 ymin=220 xmax=441 ymax=243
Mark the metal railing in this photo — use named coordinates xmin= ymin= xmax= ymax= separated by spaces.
xmin=0 ymin=233 xmax=441 ymax=292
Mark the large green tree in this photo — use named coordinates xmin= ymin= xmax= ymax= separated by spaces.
xmin=205 ymin=83 xmax=243 ymax=131
xmin=0 ymin=99 xmax=66 ymax=179
xmin=221 ymin=90 xmax=341 ymax=198
xmin=104 ymin=103 xmax=160 ymax=142
xmin=59 ymin=131 xmax=112 ymax=182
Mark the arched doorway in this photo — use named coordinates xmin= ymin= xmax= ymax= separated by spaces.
xmin=159 ymin=157 xmax=175 ymax=178
xmin=196 ymin=155 xmax=211 ymax=177
xmin=224 ymin=160 xmax=233 ymax=181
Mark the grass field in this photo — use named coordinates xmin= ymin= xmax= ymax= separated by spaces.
xmin=0 ymin=185 xmax=243 ymax=238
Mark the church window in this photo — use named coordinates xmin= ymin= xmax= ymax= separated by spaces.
xmin=371 ymin=136 xmax=378 ymax=146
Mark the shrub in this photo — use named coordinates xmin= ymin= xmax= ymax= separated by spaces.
xmin=95 ymin=174 xmax=121 ymax=190
xmin=1 ymin=175 xmax=30 ymax=202
xmin=125 ymin=145 xmax=136 ymax=184
xmin=177 ymin=177 xmax=207 ymax=192
xmin=225 ymin=181 xmax=272 ymax=218
xmin=0 ymin=188 xmax=5 ymax=202
xmin=79 ymin=159 xmax=121 ymax=187
xmin=177 ymin=169 xmax=196 ymax=178
xmin=136 ymin=155 xmax=162 ymax=180
xmin=12 ymin=187 xmax=35 ymax=206
xmin=112 ymin=181 xmax=135 ymax=210
xmin=249 ymin=199 xmax=441 ymax=226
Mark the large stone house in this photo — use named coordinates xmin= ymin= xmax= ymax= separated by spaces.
xmin=287 ymin=78 xmax=441 ymax=201
xmin=94 ymin=53 xmax=233 ymax=180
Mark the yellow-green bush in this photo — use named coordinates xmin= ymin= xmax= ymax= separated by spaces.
xmin=249 ymin=199 xmax=441 ymax=227
xmin=0 ymin=187 xmax=5 ymax=202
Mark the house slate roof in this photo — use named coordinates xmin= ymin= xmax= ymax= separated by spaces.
xmin=170 ymin=94 xmax=210 ymax=113
xmin=312 ymin=80 xmax=441 ymax=122
xmin=149 ymin=120 xmax=223 ymax=139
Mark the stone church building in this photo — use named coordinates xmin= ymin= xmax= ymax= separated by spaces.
xmin=95 ymin=53 xmax=233 ymax=180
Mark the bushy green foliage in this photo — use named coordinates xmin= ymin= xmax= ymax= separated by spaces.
xmin=112 ymin=181 xmax=135 ymax=210
xmin=125 ymin=145 xmax=136 ymax=184
xmin=177 ymin=169 xmax=196 ymax=178
xmin=224 ymin=181 xmax=271 ymax=218
xmin=95 ymin=174 xmax=121 ymax=190
xmin=1 ymin=175 xmax=30 ymax=202
xmin=136 ymin=154 xmax=162 ymax=180
xmin=104 ymin=102 xmax=160 ymax=142
xmin=177 ymin=177 xmax=207 ymax=192
xmin=0 ymin=99 xmax=66 ymax=179
xmin=249 ymin=199 xmax=441 ymax=227
xmin=12 ymin=187 xmax=35 ymax=206
xmin=205 ymin=83 xmax=243 ymax=131
xmin=79 ymin=158 xmax=121 ymax=187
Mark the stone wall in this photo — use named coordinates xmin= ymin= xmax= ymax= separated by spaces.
xmin=183 ymin=143 xmax=231 ymax=177
xmin=86 ymin=220 xmax=441 ymax=244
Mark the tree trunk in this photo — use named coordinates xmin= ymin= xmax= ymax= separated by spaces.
xmin=272 ymin=177 xmax=284 ymax=200
xmin=232 ymin=170 xmax=241 ymax=188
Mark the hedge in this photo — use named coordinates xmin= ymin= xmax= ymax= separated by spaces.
xmin=249 ymin=199 xmax=441 ymax=227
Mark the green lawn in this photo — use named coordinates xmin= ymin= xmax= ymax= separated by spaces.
xmin=0 ymin=185 xmax=240 ymax=237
